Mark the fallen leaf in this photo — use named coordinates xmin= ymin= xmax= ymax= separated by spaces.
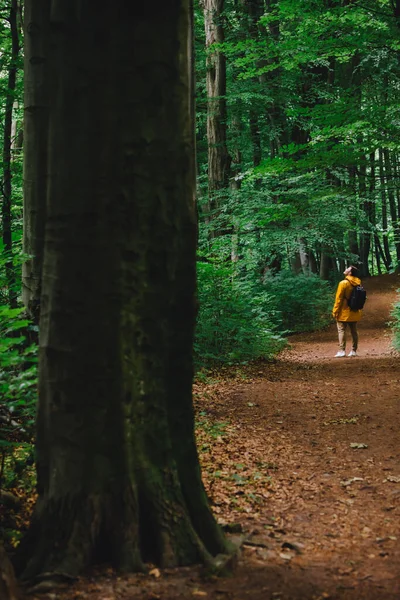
xmin=340 ymin=477 xmax=364 ymax=487
xmin=386 ymin=475 xmax=400 ymax=483
xmin=149 ymin=568 xmax=161 ymax=578
xmin=281 ymin=541 xmax=304 ymax=554
xmin=350 ymin=443 xmax=368 ymax=449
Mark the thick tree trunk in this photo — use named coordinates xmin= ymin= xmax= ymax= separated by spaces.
xmin=16 ymin=0 xmax=229 ymax=582
xmin=22 ymin=0 xmax=50 ymax=323
xmin=1 ymin=0 xmax=19 ymax=308
xmin=203 ymin=0 xmax=231 ymax=234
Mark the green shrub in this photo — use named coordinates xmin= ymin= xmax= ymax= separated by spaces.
xmin=0 ymin=306 xmax=37 ymax=476
xmin=195 ymin=260 xmax=285 ymax=367
xmin=0 ymin=306 xmax=37 ymax=414
xmin=262 ymin=271 xmax=333 ymax=334
xmin=391 ymin=291 xmax=400 ymax=351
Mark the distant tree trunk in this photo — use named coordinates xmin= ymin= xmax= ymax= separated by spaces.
xmin=374 ymin=234 xmax=387 ymax=274
xmin=309 ymin=250 xmax=318 ymax=274
xmin=347 ymin=166 xmax=360 ymax=261
xmin=319 ymin=249 xmax=333 ymax=280
xmin=392 ymin=152 xmax=400 ymax=272
xmin=358 ymin=159 xmax=372 ymax=277
xmin=230 ymin=115 xmax=242 ymax=263
xmin=203 ymin=0 xmax=230 ymax=234
xmin=378 ymin=148 xmax=392 ymax=270
xmin=22 ymin=0 xmax=50 ymax=323
xmin=16 ymin=0 xmax=229 ymax=581
xmin=249 ymin=110 xmax=262 ymax=167
xmin=1 ymin=0 xmax=19 ymax=308
xmin=290 ymin=252 xmax=302 ymax=274
xmin=298 ymin=238 xmax=309 ymax=274
xmin=383 ymin=148 xmax=400 ymax=267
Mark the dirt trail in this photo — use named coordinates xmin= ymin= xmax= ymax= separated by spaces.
xmin=195 ymin=273 xmax=400 ymax=600
xmin=34 ymin=274 xmax=400 ymax=600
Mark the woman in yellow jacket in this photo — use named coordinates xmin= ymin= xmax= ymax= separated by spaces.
xmin=332 ymin=265 xmax=362 ymax=357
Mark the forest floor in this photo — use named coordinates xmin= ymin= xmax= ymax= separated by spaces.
xmin=26 ymin=273 xmax=400 ymax=600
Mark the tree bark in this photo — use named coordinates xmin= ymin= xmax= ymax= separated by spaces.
xmin=1 ymin=0 xmax=19 ymax=308
xmin=298 ymin=238 xmax=310 ymax=275
xmin=0 ymin=546 xmax=19 ymax=600
xmin=22 ymin=0 xmax=50 ymax=323
xmin=249 ymin=110 xmax=262 ymax=167
xmin=378 ymin=148 xmax=392 ymax=270
xmin=202 ymin=0 xmax=231 ymax=234
xmin=347 ymin=166 xmax=360 ymax=262
xmin=16 ymin=0 xmax=229 ymax=581
xmin=383 ymin=148 xmax=400 ymax=267
xmin=358 ymin=159 xmax=372 ymax=277
xmin=319 ymin=248 xmax=333 ymax=280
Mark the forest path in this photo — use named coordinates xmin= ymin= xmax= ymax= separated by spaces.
xmin=192 ymin=272 xmax=400 ymax=600
xmin=41 ymin=274 xmax=400 ymax=600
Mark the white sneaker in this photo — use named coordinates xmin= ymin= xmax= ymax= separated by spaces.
xmin=335 ymin=350 xmax=346 ymax=358
xmin=348 ymin=350 xmax=357 ymax=357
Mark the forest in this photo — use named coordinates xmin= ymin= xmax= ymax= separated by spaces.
xmin=0 ymin=1 xmax=400 ymax=599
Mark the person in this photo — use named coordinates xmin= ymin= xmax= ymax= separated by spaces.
xmin=332 ymin=265 xmax=363 ymax=357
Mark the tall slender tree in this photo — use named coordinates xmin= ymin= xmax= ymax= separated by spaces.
xmin=202 ymin=0 xmax=231 ymax=233
xmin=1 ymin=0 xmax=20 ymax=308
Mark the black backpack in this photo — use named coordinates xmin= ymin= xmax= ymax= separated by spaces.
xmin=348 ymin=284 xmax=367 ymax=311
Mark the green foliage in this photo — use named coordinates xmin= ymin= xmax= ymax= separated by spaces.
xmin=0 ymin=305 xmax=37 ymax=473
xmin=0 ymin=305 xmax=37 ymax=518
xmin=195 ymin=259 xmax=285 ymax=366
xmin=196 ymin=0 xmax=400 ymax=278
xmin=261 ymin=271 xmax=333 ymax=334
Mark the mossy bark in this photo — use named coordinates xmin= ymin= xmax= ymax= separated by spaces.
xmin=16 ymin=0 xmax=229 ymax=582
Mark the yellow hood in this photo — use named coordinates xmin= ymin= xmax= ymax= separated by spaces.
xmin=345 ymin=275 xmax=361 ymax=287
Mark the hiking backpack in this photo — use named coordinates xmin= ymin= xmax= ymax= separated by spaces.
xmin=348 ymin=284 xmax=367 ymax=311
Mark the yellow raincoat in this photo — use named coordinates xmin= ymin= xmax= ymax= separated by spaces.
xmin=332 ymin=275 xmax=363 ymax=322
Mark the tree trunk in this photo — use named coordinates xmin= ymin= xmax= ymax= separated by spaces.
xmin=298 ymin=238 xmax=309 ymax=275
xmin=347 ymin=166 xmax=360 ymax=261
xmin=383 ymin=148 xmax=400 ymax=267
xmin=378 ymin=148 xmax=392 ymax=270
xmin=374 ymin=234 xmax=388 ymax=274
xmin=16 ymin=0 xmax=229 ymax=582
xmin=22 ymin=0 xmax=50 ymax=323
xmin=392 ymin=152 xmax=400 ymax=272
xmin=319 ymin=249 xmax=333 ymax=280
xmin=358 ymin=159 xmax=372 ymax=277
xmin=1 ymin=0 xmax=19 ymax=308
xmin=249 ymin=110 xmax=262 ymax=167
xmin=0 ymin=546 xmax=19 ymax=600
xmin=203 ymin=0 xmax=231 ymax=235
xmin=308 ymin=250 xmax=318 ymax=274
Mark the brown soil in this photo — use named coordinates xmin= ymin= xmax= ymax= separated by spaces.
xmin=26 ymin=274 xmax=400 ymax=600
